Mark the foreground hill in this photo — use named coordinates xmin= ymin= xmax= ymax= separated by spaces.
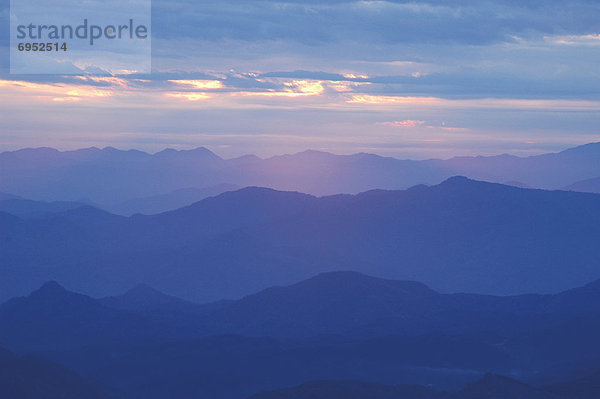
xmin=4 ymin=272 xmax=600 ymax=367
xmin=7 ymin=270 xmax=600 ymax=350
xmin=4 ymin=273 xmax=600 ymax=397
xmin=0 ymin=346 xmax=114 ymax=399
xmin=247 ymin=375 xmax=564 ymax=399
xmin=248 ymin=373 xmax=600 ymax=399
xmin=201 ymin=271 xmax=600 ymax=338
xmin=0 ymin=282 xmax=206 ymax=351
xmin=46 ymin=334 xmax=511 ymax=399
xmin=451 ymin=374 xmax=560 ymax=399
xmin=247 ymin=380 xmax=442 ymax=399
xmin=544 ymin=371 xmax=600 ymax=399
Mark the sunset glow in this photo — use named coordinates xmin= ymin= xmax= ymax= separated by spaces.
xmin=1 ymin=0 xmax=599 ymax=158
xmin=168 ymin=80 xmax=224 ymax=90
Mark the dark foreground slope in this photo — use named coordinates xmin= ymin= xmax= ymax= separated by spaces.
xmin=0 ymin=281 xmax=208 ymax=351
xmin=4 ymin=273 xmax=600 ymax=398
xmin=247 ymin=380 xmax=442 ymax=399
xmin=0 ymin=346 xmax=115 ymax=399
xmin=249 ymin=373 xmax=600 ymax=399
xmin=7 ymin=271 xmax=600 ymax=350
xmin=45 ymin=334 xmax=513 ymax=399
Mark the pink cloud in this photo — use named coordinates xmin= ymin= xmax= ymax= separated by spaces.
xmin=379 ymin=120 xmax=426 ymax=128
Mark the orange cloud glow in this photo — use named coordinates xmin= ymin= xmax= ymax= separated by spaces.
xmin=327 ymin=81 xmax=371 ymax=92
xmin=165 ymin=92 xmax=212 ymax=101
xmin=75 ymin=76 xmax=130 ymax=88
xmin=348 ymin=95 xmax=442 ymax=105
xmin=235 ymin=80 xmax=325 ymax=98
xmin=349 ymin=95 xmax=600 ymax=111
xmin=169 ymin=80 xmax=224 ymax=89
xmin=342 ymin=73 xmax=369 ymax=79
xmin=0 ymin=79 xmax=114 ymax=102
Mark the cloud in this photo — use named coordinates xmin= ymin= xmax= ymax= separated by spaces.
xmin=379 ymin=120 xmax=426 ymax=128
xmin=165 ymin=92 xmax=212 ymax=101
xmin=0 ymin=79 xmax=114 ymax=102
xmin=169 ymin=80 xmax=224 ymax=89
xmin=348 ymin=95 xmax=441 ymax=105
xmin=546 ymin=33 xmax=600 ymax=46
xmin=149 ymin=0 xmax=600 ymax=46
xmin=1 ymin=0 xmax=600 ymax=158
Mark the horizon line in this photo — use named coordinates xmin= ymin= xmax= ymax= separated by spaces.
xmin=3 ymin=141 xmax=599 ymax=162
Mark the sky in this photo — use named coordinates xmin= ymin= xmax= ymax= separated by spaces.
xmin=1 ymin=0 xmax=600 ymax=159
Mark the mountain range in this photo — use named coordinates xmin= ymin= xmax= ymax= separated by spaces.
xmin=3 ymin=143 xmax=600 ymax=398
xmin=4 ymin=272 xmax=600 ymax=365
xmin=2 ymin=177 xmax=600 ymax=301
xmin=1 ymin=143 xmax=600 ymax=207
xmin=4 ymin=273 xmax=600 ymax=398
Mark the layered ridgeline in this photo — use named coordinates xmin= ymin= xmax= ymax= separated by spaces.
xmin=3 ymin=274 xmax=600 ymax=398
xmin=5 ymin=271 xmax=600 ymax=346
xmin=2 ymin=177 xmax=600 ymax=301
xmin=1 ymin=143 xmax=600 ymax=207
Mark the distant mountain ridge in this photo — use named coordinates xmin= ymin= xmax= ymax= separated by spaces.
xmin=103 ymin=184 xmax=240 ymax=216
xmin=563 ymin=176 xmax=600 ymax=194
xmin=0 ymin=198 xmax=88 ymax=218
xmin=3 ymin=144 xmax=600 ymax=399
xmin=2 ymin=142 xmax=600 ymax=203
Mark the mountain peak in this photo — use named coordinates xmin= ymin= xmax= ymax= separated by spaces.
xmin=559 ymin=141 xmax=600 ymax=155
xmin=437 ymin=176 xmax=481 ymax=190
xmin=33 ymin=281 xmax=68 ymax=296
xmin=154 ymin=147 xmax=221 ymax=160
xmin=21 ymin=280 xmax=94 ymax=305
xmin=438 ymin=175 xmax=522 ymax=191
xmin=123 ymin=283 xmax=168 ymax=299
xmin=302 ymin=271 xmax=437 ymax=296
xmin=270 ymin=149 xmax=333 ymax=161
xmin=99 ymin=283 xmax=194 ymax=311
xmin=441 ymin=175 xmax=472 ymax=184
